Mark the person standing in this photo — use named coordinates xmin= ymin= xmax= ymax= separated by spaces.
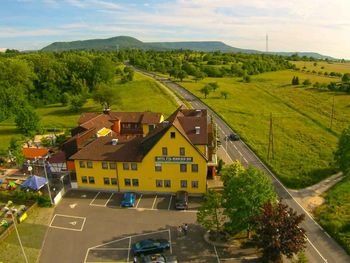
xmin=183 ymin=223 xmax=188 ymax=235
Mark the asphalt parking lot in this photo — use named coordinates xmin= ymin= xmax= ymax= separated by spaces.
xmin=40 ymin=189 xmax=257 ymax=263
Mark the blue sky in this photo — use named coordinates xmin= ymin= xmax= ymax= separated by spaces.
xmin=1 ymin=0 xmax=350 ymax=59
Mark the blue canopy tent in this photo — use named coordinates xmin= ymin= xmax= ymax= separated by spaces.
xmin=21 ymin=175 xmax=48 ymax=191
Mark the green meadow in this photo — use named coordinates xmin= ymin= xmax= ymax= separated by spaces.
xmin=292 ymin=61 xmax=350 ymax=75
xmin=315 ymin=176 xmax=350 ymax=254
xmin=180 ymin=69 xmax=350 ymax=188
xmin=0 ymin=72 xmax=178 ymax=152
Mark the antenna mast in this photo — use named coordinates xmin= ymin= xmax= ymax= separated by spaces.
xmin=266 ymin=34 xmax=269 ymax=53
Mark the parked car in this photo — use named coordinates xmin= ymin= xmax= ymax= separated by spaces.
xmin=121 ymin=192 xmax=136 ymax=207
xmin=131 ymin=239 xmax=170 ymax=256
xmin=133 ymin=253 xmax=178 ymax=263
xmin=175 ymin=190 xmax=188 ymax=210
xmin=228 ymin=133 xmax=240 ymax=141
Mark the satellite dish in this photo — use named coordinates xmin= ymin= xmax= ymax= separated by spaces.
xmin=28 ymin=166 xmax=33 ymax=172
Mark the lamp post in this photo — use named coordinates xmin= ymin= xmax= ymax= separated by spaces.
xmin=33 ymin=157 xmax=54 ymax=205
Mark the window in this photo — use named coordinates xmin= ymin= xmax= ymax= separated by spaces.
xmin=111 ymin=178 xmax=117 ymax=185
xmin=109 ymin=162 xmax=116 ymax=169
xmin=89 ymin=176 xmax=95 ymax=184
xmin=102 ymin=162 xmax=108 ymax=169
xmin=156 ymin=180 xmax=163 ymax=188
xmin=132 ymin=179 xmax=139 ymax=187
xmin=180 ymin=147 xmax=185 ymax=156
xmin=180 ymin=180 xmax=187 ymax=188
xmin=124 ymin=178 xmax=131 ymax=186
xmin=149 ymin=124 xmax=156 ymax=132
xmin=164 ymin=180 xmax=171 ymax=188
xmin=192 ymin=181 xmax=199 ymax=188
xmin=155 ymin=163 xmax=162 ymax=172
xmin=87 ymin=161 xmax=93 ymax=168
xmin=180 ymin=164 xmax=187 ymax=172
xmin=170 ymin=132 xmax=176 ymax=139
xmin=79 ymin=161 xmax=85 ymax=168
xmin=162 ymin=147 xmax=168 ymax=156
xmin=131 ymin=163 xmax=138 ymax=171
xmin=104 ymin=177 xmax=110 ymax=185
xmin=81 ymin=176 xmax=87 ymax=183
xmin=123 ymin=163 xmax=129 ymax=170
xmin=191 ymin=164 xmax=199 ymax=172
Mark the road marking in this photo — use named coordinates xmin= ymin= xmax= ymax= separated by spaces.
xmin=213 ymin=245 xmax=220 ymax=263
xmin=127 ymin=237 xmax=131 ymax=263
xmin=307 ymin=237 xmax=328 ymax=262
xmin=105 ymin=193 xmax=114 ymax=207
xmin=168 ymin=195 xmax=173 ymax=210
xmin=151 ymin=195 xmax=157 ymax=209
xmin=168 ymin=229 xmax=172 ymax=254
xmin=237 ymin=150 xmax=242 ymax=156
xmin=135 ymin=194 xmax=142 ymax=208
xmin=243 ymin=157 xmax=248 ymax=163
xmin=69 ymin=203 xmax=77 ymax=209
xmin=49 ymin=214 xmax=86 ymax=232
xmin=89 ymin=192 xmax=100 ymax=206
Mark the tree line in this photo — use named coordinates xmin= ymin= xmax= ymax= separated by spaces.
xmin=129 ymin=50 xmax=293 ymax=80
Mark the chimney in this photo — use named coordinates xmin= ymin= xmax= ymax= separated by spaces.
xmin=111 ymin=139 xmax=118 ymax=145
xmin=195 ymin=126 xmax=200 ymax=134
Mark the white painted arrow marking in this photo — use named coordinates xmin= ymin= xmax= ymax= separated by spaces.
xmin=69 ymin=221 xmax=77 ymax=226
xmin=69 ymin=203 xmax=77 ymax=208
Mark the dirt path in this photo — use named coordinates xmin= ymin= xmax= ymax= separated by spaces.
xmin=289 ymin=172 xmax=344 ymax=213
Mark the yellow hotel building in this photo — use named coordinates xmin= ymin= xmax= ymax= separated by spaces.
xmin=68 ymin=107 xmax=216 ymax=194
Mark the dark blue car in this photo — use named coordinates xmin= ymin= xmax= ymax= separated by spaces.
xmin=131 ymin=239 xmax=170 ymax=256
xmin=121 ymin=192 xmax=136 ymax=207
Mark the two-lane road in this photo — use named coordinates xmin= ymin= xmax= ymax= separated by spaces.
xmin=132 ymin=66 xmax=350 ymax=263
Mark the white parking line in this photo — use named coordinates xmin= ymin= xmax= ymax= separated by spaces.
xmin=105 ymin=193 xmax=114 ymax=206
xmin=168 ymin=229 xmax=172 ymax=254
xmin=151 ymin=195 xmax=157 ymax=209
xmin=127 ymin=237 xmax=131 ymax=263
xmin=135 ymin=194 xmax=142 ymax=208
xmin=49 ymin=214 xmax=86 ymax=232
xmin=168 ymin=195 xmax=173 ymax=210
xmin=243 ymin=157 xmax=248 ymax=163
xmin=89 ymin=192 xmax=100 ymax=206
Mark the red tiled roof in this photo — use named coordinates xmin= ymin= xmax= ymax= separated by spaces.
xmin=49 ymin=151 xmax=66 ymax=163
xmin=70 ymin=108 xmax=209 ymax=162
xmin=22 ymin=148 xmax=49 ymax=159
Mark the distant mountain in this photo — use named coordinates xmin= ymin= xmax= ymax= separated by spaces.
xmin=41 ymin=36 xmax=336 ymax=60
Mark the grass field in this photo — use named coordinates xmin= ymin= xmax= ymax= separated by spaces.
xmin=0 ymin=72 xmax=178 ymax=152
xmin=179 ymin=69 xmax=350 ymax=188
xmin=0 ymin=206 xmax=54 ymax=263
xmin=315 ymin=176 xmax=350 ymax=254
xmin=292 ymin=61 xmax=350 ymax=75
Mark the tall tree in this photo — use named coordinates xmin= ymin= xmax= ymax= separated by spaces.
xmin=14 ymin=104 xmax=41 ymax=136
xmin=220 ymin=160 xmax=244 ymax=185
xmin=8 ymin=137 xmax=25 ymax=167
xmin=200 ymin=85 xmax=210 ymax=99
xmin=220 ymin=91 xmax=229 ymax=99
xmin=93 ymin=83 xmax=120 ymax=110
xmin=334 ymin=125 xmax=350 ymax=176
xmin=254 ymin=201 xmax=306 ymax=263
xmin=197 ymin=190 xmax=226 ymax=238
xmin=223 ymin=166 xmax=277 ymax=237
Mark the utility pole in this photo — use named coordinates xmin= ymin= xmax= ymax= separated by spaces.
xmin=266 ymin=34 xmax=269 ymax=53
xmin=330 ymin=96 xmax=335 ymax=130
xmin=267 ymin=113 xmax=274 ymax=161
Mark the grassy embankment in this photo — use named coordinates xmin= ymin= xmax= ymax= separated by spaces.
xmin=315 ymin=176 xmax=350 ymax=254
xmin=0 ymin=206 xmax=54 ymax=263
xmin=0 ymin=72 xmax=178 ymax=152
xmin=180 ymin=69 xmax=350 ymax=189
